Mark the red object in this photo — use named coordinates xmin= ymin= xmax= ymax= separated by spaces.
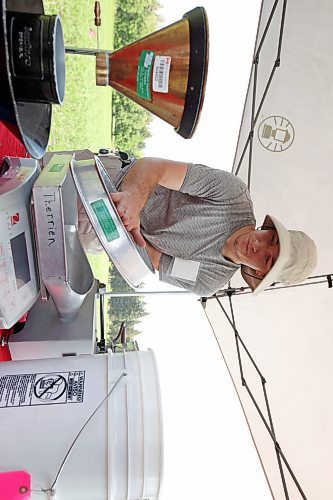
xmin=10 ymin=212 xmax=20 ymax=225
xmin=0 ymin=121 xmax=30 ymax=362
xmin=0 ymin=471 xmax=31 ymax=499
xmin=0 ymin=342 xmax=11 ymax=361
xmin=0 ymin=120 xmax=29 ymax=163
xmin=0 ymin=312 xmax=29 ymax=361
xmin=0 ymin=119 xmax=29 ymax=362
xmin=0 ymin=326 xmax=13 ymax=361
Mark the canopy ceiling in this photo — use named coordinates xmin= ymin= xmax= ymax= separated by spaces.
xmin=204 ymin=1 xmax=333 ymax=498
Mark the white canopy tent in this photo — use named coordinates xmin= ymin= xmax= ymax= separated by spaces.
xmin=203 ymin=0 xmax=333 ymax=498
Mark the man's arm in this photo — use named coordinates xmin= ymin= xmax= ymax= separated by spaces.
xmin=121 ymin=157 xmax=188 ymax=191
xmin=110 ymin=157 xmax=188 ymax=246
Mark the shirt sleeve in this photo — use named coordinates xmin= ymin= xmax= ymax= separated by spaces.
xmin=112 ymin=156 xmax=137 ymax=188
xmin=179 ymin=163 xmax=249 ymax=202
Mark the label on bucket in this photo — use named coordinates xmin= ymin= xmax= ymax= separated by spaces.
xmin=137 ymin=50 xmax=154 ymax=99
xmin=91 ymin=199 xmax=120 ymax=242
xmin=0 ymin=371 xmax=85 ymax=407
xmin=153 ymin=55 xmax=171 ymax=93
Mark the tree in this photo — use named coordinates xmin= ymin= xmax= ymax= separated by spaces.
xmin=107 ymin=264 xmax=148 ymax=340
xmin=112 ymin=0 xmax=162 ymax=156
xmin=112 ymin=94 xmax=152 ymax=157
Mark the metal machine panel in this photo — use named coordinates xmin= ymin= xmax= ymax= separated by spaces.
xmin=32 ymin=154 xmax=94 ymax=322
xmin=10 ymin=279 xmax=98 ymax=359
xmin=0 ymin=157 xmax=40 ymax=328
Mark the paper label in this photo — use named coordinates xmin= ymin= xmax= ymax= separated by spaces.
xmin=0 ymin=371 xmax=85 ymax=407
xmin=49 ymin=162 xmax=65 ymax=173
xmin=91 ymin=199 xmax=120 ymax=242
xmin=171 ymin=257 xmax=200 ymax=283
xmin=137 ymin=50 xmax=154 ymax=99
xmin=153 ymin=55 xmax=171 ymax=93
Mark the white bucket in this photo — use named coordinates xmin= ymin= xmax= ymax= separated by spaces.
xmin=0 ymin=350 xmax=163 ymax=499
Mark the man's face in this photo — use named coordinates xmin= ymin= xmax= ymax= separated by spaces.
xmin=234 ymin=229 xmax=280 ymax=277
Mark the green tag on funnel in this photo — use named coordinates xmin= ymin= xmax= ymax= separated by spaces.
xmin=137 ymin=50 xmax=154 ymax=99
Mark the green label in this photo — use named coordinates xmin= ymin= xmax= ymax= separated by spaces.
xmin=91 ymin=199 xmax=120 ymax=242
xmin=137 ymin=50 xmax=154 ymax=100
xmin=49 ymin=163 xmax=65 ymax=173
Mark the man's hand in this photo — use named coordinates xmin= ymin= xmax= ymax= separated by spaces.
xmin=110 ymin=157 xmax=188 ymax=248
xmin=110 ymin=191 xmax=146 ymax=247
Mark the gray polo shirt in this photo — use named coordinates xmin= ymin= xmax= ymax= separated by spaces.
xmin=116 ymin=162 xmax=255 ymax=296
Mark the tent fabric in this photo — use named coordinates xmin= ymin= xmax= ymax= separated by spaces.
xmin=203 ymin=0 xmax=333 ymax=498
xmin=204 ymin=285 xmax=333 ymax=499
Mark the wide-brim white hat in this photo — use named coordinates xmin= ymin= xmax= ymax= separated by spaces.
xmin=249 ymin=215 xmax=317 ymax=296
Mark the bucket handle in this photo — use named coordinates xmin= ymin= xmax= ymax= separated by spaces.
xmin=29 ymin=371 xmax=127 ymax=497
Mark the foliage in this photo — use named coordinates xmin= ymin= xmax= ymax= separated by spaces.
xmin=112 ymin=0 xmax=161 ymax=156
xmin=114 ymin=0 xmax=161 ymax=50
xmin=107 ymin=265 xmax=148 ymax=340
xmin=112 ymin=94 xmax=152 ymax=156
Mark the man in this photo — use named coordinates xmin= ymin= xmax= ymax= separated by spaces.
xmin=80 ymin=156 xmax=317 ymax=296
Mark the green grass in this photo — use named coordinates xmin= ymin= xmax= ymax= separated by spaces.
xmin=44 ymin=0 xmax=115 ymax=151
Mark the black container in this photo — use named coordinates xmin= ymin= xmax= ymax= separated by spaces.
xmin=0 ymin=0 xmax=53 ymax=159
xmin=6 ymin=12 xmax=65 ymax=104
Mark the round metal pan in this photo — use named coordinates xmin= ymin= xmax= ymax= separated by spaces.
xmin=70 ymin=156 xmax=154 ymax=288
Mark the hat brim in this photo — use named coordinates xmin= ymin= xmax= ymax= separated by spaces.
xmin=251 ymin=215 xmax=291 ymax=296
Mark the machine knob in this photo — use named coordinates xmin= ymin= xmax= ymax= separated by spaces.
xmin=94 ymin=1 xmax=101 ymax=26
